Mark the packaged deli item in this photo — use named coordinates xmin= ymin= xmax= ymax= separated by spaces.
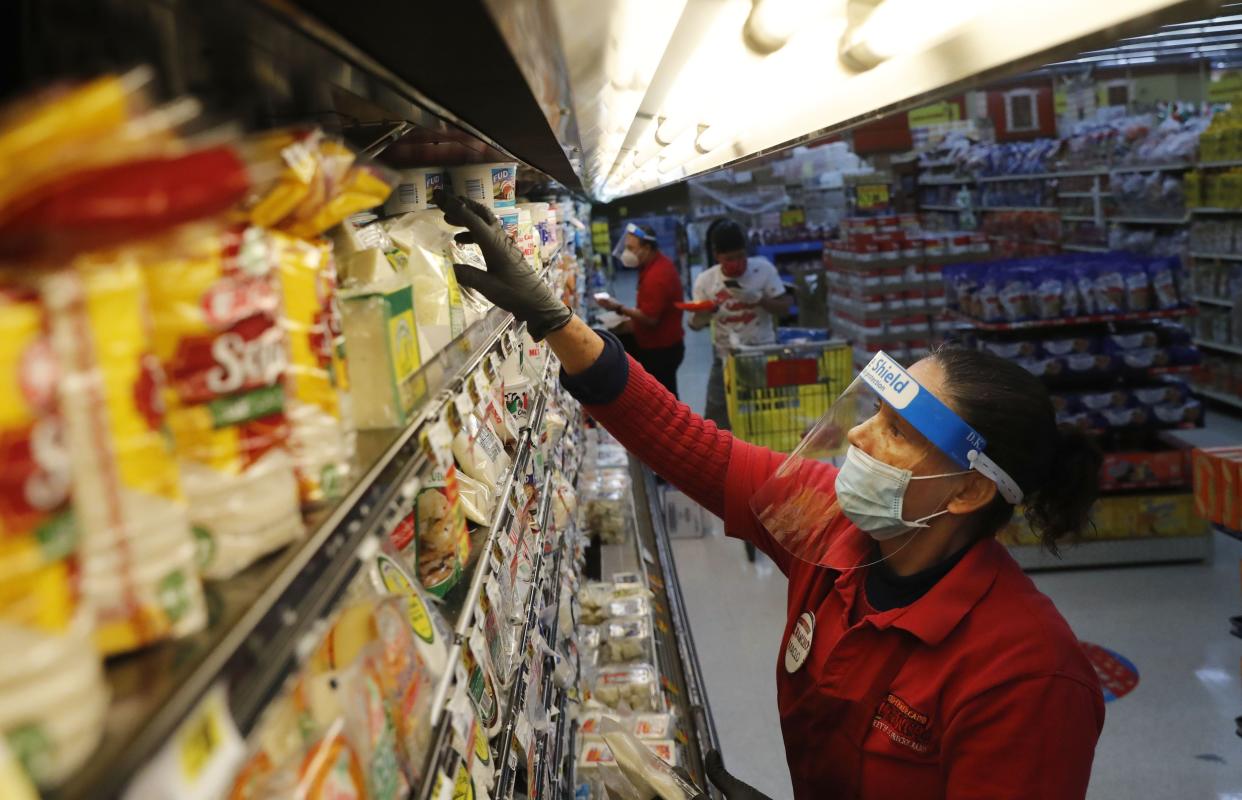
xmin=599 ymin=617 xmax=655 ymax=664
xmin=43 ymin=254 xmax=208 ymax=653
xmin=590 ymin=664 xmax=660 ymax=712
xmin=384 ymin=210 xmax=466 ymax=360
xmin=142 ymin=224 xmax=305 ymax=580
xmin=339 ymin=257 xmax=423 ymax=430
xmin=598 ymin=718 xmax=699 ymax=800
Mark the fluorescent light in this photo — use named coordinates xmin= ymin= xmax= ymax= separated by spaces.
xmin=744 ymin=0 xmax=812 ymax=53
xmin=840 ymin=0 xmax=986 ymax=70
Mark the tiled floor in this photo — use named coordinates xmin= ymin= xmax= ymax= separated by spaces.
xmin=610 ymin=266 xmax=1242 ymax=798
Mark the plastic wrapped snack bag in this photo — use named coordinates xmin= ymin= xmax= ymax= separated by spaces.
xmin=0 ymin=291 xmax=110 ymax=792
xmin=43 ymin=254 xmax=208 ymax=653
xmin=142 ymin=224 xmax=304 ymax=580
xmin=452 ymin=395 xmax=511 ymax=492
xmin=271 ymin=231 xmax=353 ymax=505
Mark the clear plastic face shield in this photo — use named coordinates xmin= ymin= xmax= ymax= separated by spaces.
xmin=748 ymin=351 xmax=1024 ymax=570
xmin=612 ymin=222 xmax=656 ymax=268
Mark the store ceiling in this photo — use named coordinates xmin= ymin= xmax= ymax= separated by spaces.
xmin=506 ymin=0 xmax=1225 ymax=200
xmin=1044 ymin=4 xmax=1242 ymax=69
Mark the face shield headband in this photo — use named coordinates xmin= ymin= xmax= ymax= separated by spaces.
xmin=859 ymin=351 xmax=1023 ymax=505
xmin=612 ymin=222 xmax=659 ymax=263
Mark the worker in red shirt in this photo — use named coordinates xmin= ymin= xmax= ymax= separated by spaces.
xmin=597 ymin=222 xmax=685 ymax=397
xmin=439 ymin=192 xmax=1106 ymax=800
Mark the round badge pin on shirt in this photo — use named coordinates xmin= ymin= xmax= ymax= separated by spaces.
xmin=785 ymin=612 xmax=815 ymax=673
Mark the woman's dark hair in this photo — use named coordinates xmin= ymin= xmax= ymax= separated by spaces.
xmin=710 ymin=219 xmax=748 ymax=257
xmin=932 ymin=345 xmax=1102 ymax=554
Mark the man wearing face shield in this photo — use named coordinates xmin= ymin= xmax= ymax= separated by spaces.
xmin=598 ymin=222 xmax=686 ymax=396
xmin=436 ymin=192 xmax=1105 ymax=800
xmin=690 ymin=220 xmax=793 ymax=432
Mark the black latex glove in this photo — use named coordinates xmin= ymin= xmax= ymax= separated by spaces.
xmin=705 ymin=750 xmax=772 ymax=800
xmin=433 ymin=190 xmax=573 ymax=340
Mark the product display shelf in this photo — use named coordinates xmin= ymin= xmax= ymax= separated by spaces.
xmin=919 ymin=174 xmax=975 ymax=185
xmin=1195 ymin=339 xmax=1242 ymax=357
xmin=1063 ymin=243 xmax=1110 ymax=253
xmin=1196 ymin=295 xmax=1236 ymax=307
xmin=490 ymin=461 xmax=557 ymax=800
xmin=1191 ymin=252 xmax=1242 ymax=262
xmin=947 ymin=307 xmax=1194 ymax=332
xmin=1061 ymin=214 xmax=1099 ymax=222
xmin=1111 ymin=214 xmax=1191 ymax=225
xmin=631 ymin=462 xmax=725 ymax=799
xmin=1192 ymin=207 xmax=1242 ymax=215
xmin=921 ymin=204 xmax=963 ymax=212
xmin=1008 ymin=535 xmax=1211 ymax=570
xmin=754 ymin=240 xmax=829 ymax=259
xmin=1060 ymin=191 xmax=1112 ymax=199
xmin=980 ymin=205 xmax=1058 ymax=213
xmin=47 ymin=300 xmax=533 ymax=800
xmin=1110 ymin=162 xmax=1195 ymax=174
xmin=1193 ymin=385 xmax=1242 ymax=411
xmin=977 ymin=168 xmax=1106 ymax=183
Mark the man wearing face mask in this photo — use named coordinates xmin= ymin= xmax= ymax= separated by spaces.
xmin=690 ymin=220 xmax=793 ymax=431
xmin=599 ymin=223 xmax=685 ymax=396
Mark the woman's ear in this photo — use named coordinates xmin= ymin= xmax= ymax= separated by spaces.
xmin=947 ymin=472 xmax=997 ymax=515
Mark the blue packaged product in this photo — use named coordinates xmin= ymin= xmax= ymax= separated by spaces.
xmin=980 ymin=340 xmax=1038 ymax=359
xmin=1092 ymin=258 xmax=1126 ymax=314
xmin=1104 ymin=331 xmax=1159 ymax=352
xmin=1041 ymin=336 xmax=1097 ymax=357
xmin=1122 ymin=259 xmax=1152 ymax=312
xmin=1146 ymin=257 xmax=1181 ymax=310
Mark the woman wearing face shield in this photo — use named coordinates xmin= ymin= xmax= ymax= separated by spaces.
xmin=436 ymin=192 xmax=1105 ymax=800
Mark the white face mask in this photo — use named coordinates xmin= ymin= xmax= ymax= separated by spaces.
xmin=620 ymin=248 xmax=641 ymax=268
xmin=835 ymin=445 xmax=969 ymax=541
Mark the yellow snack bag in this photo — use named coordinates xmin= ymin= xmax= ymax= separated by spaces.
xmin=42 ymin=253 xmax=207 ymax=654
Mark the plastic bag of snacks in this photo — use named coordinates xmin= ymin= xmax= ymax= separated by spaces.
xmin=0 ymin=289 xmax=110 ymax=788
xmin=42 ymin=255 xmax=208 ymax=654
xmin=270 ymin=231 xmax=353 ymax=505
xmin=141 ymin=224 xmax=305 ymax=580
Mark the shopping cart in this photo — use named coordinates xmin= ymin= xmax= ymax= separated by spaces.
xmin=724 ymin=339 xmax=855 ymax=453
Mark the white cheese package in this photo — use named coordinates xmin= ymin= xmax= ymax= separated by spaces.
xmin=612 ymin=572 xmax=646 ymax=596
xmin=339 ymin=264 xmax=423 ymax=429
xmin=452 ymin=399 xmax=511 ymax=491
xmin=599 ymin=616 xmax=655 ymax=664
xmin=590 ymin=663 xmax=660 ymax=712
xmin=455 ymin=470 xmax=496 ymax=526
xmin=480 ymin=576 xmax=520 ymax=689
xmin=384 ymin=210 xmax=466 ymax=359
xmin=577 ymin=734 xmax=680 ymax=772
xmin=580 ymin=583 xmax=651 ymax=626
xmin=580 ymin=469 xmax=632 ymax=545
xmin=600 ymin=718 xmax=701 ymax=800
xmin=579 ymin=712 xmax=675 ymax=740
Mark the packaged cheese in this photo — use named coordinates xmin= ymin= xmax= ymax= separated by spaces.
xmin=141 ymin=224 xmax=304 ymax=580
xmin=384 ymin=210 xmax=466 ymax=359
xmin=43 ymin=253 xmax=207 ymax=653
xmin=339 ymin=263 xmax=424 ymax=429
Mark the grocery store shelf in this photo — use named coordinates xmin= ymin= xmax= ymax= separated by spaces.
xmin=1190 ymin=251 xmax=1242 ymax=262
xmin=949 ymin=306 xmax=1193 ymax=331
xmin=1109 ymin=162 xmax=1194 ymax=173
xmin=1191 ymin=207 xmax=1242 ymax=215
xmin=919 ymin=174 xmax=975 ymax=185
xmin=754 ymin=240 xmax=828 ymax=258
xmin=1008 ymin=534 xmax=1210 ymax=570
xmin=980 ymin=205 xmax=1059 ymax=212
xmin=1196 ymin=295 xmax=1236 ymax=307
xmin=1198 ymin=160 xmax=1242 ymax=169
xmin=977 ymin=170 xmax=1089 ymax=182
xmin=1059 ymin=191 xmax=1111 ymax=198
xmin=50 ymin=302 xmax=524 ymax=800
xmin=921 ymin=204 xmax=962 ymax=212
xmin=1193 ymin=385 xmax=1242 ymax=411
xmin=1195 ymin=339 xmax=1242 ymax=357
xmin=1111 ymin=214 xmax=1191 ymax=225
xmin=1061 ymin=214 xmax=1100 ymax=223
xmin=1062 ymin=243 xmax=1110 ymax=252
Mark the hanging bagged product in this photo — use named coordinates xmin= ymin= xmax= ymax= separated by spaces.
xmin=0 ymin=287 xmax=110 ymax=788
xmin=142 ymin=224 xmax=305 ymax=581
xmin=339 ymin=249 xmax=424 ymax=430
xmin=42 ymin=252 xmax=208 ymax=654
xmin=270 ymin=231 xmax=354 ymax=505
xmin=412 ymin=420 xmax=470 ymax=596
xmin=385 ymin=210 xmax=466 ymax=359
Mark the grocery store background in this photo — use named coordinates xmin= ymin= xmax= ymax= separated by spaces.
xmin=6 ymin=1 xmax=1242 ymax=799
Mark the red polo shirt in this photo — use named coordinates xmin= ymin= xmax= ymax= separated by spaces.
xmin=563 ymin=335 xmax=1105 ymax=800
xmin=633 ymin=252 xmax=684 ymax=350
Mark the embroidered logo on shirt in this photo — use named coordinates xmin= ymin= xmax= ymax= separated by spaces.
xmin=872 ymin=693 xmax=933 ymax=753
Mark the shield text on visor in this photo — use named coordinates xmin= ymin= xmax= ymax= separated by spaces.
xmin=748 ymin=351 xmax=1023 ymax=570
